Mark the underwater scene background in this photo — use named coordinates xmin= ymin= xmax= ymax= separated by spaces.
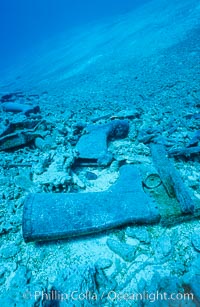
xmin=0 ymin=0 xmax=200 ymax=305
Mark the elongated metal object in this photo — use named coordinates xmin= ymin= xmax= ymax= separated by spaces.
xmin=22 ymin=165 xmax=160 ymax=242
xmin=2 ymin=102 xmax=40 ymax=116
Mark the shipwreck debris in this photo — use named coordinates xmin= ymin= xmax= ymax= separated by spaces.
xmin=0 ymin=120 xmax=46 ymax=151
xmin=76 ymin=120 xmax=129 ymax=166
xmin=22 ymin=165 xmax=160 ymax=242
xmin=168 ymin=146 xmax=200 ymax=159
xmin=2 ymin=102 xmax=40 ymax=116
xmin=151 ymin=143 xmax=195 ymax=214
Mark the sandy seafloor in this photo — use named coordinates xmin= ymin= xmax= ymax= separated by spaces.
xmin=0 ymin=0 xmax=200 ymax=306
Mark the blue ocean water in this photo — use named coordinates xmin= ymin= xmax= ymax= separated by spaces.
xmin=0 ymin=0 xmax=147 ymax=71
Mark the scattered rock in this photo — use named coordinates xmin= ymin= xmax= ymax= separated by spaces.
xmin=191 ymin=233 xmax=200 ymax=252
xmin=0 ymin=92 xmax=24 ymax=102
xmin=72 ymin=122 xmax=86 ymax=135
xmin=57 ymin=123 xmax=69 ymax=136
xmin=126 ymin=226 xmax=150 ymax=244
xmin=0 ymin=243 xmax=19 ymax=259
xmin=14 ymin=173 xmax=35 ymax=192
xmin=187 ymin=130 xmax=200 ymax=147
xmin=107 ymin=238 xmax=136 ymax=262
xmin=95 ymin=258 xmax=113 ymax=270
xmin=168 ymin=145 xmax=200 ymax=159
xmin=97 ymin=151 xmax=113 ymax=166
xmin=154 ymin=234 xmax=172 ymax=259
xmin=34 ymin=136 xmax=53 ymax=151
xmin=137 ymin=126 xmax=161 ymax=144
xmin=72 ymin=171 xmax=85 ymax=188
xmin=0 ymin=222 xmax=13 ymax=234
xmin=109 ymin=161 xmax=120 ymax=172
xmin=9 ymin=266 xmax=31 ymax=288
xmin=52 ymin=264 xmax=116 ymax=305
xmin=86 ymin=171 xmax=98 ymax=180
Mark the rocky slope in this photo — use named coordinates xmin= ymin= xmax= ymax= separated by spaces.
xmin=0 ymin=0 xmax=200 ymax=305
